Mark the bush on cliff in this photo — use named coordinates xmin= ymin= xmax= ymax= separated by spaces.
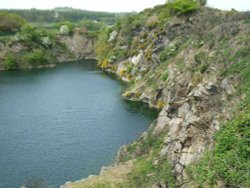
xmin=4 ymin=53 xmax=16 ymax=70
xmin=188 ymin=111 xmax=250 ymax=187
xmin=20 ymin=24 xmax=40 ymax=42
xmin=24 ymin=49 xmax=48 ymax=65
xmin=168 ymin=0 xmax=199 ymax=15
xmin=95 ymin=27 xmax=111 ymax=65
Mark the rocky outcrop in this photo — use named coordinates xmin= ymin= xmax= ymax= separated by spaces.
xmin=58 ymin=32 xmax=95 ymax=61
xmin=96 ymin=6 xmax=249 ymax=187
xmin=0 ymin=31 xmax=95 ymax=70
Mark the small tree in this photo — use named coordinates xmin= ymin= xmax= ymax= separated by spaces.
xmin=4 ymin=53 xmax=16 ymax=70
xmin=25 ymin=49 xmax=47 ymax=65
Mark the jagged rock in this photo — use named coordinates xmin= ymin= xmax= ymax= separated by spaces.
xmin=152 ymin=53 xmax=161 ymax=64
xmin=130 ymin=51 xmax=144 ymax=65
xmin=59 ymin=32 xmax=95 ymax=61
xmin=178 ymin=103 xmax=191 ymax=118
xmin=192 ymin=84 xmax=209 ymax=100
xmin=221 ymin=78 xmax=235 ymax=96
xmin=153 ymin=110 xmax=170 ymax=134
xmin=169 ymin=117 xmax=183 ymax=139
xmin=206 ymin=82 xmax=219 ymax=94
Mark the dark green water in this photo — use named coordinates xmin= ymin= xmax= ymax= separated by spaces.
xmin=0 ymin=60 xmax=157 ymax=188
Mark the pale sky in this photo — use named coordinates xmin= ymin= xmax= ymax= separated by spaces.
xmin=0 ymin=0 xmax=249 ymax=12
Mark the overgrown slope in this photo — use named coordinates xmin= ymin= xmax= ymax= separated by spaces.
xmin=64 ymin=2 xmax=250 ymax=188
xmin=0 ymin=23 xmax=95 ymax=70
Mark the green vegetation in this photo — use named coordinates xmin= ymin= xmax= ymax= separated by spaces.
xmin=0 ymin=11 xmax=26 ymax=34
xmin=6 ymin=8 xmax=118 ymax=25
xmin=124 ymin=156 xmax=175 ymax=188
xmin=119 ymin=126 xmax=175 ymax=188
xmin=187 ymin=31 xmax=250 ymax=187
xmin=58 ymin=21 xmax=75 ymax=35
xmin=4 ymin=53 xmax=16 ymax=69
xmin=188 ymin=111 xmax=250 ymax=187
xmin=160 ymin=70 xmax=169 ymax=81
xmin=78 ymin=19 xmax=104 ymax=32
xmin=24 ymin=49 xmax=48 ymax=65
xmin=168 ymin=0 xmax=199 ymax=15
xmin=159 ymin=42 xmax=177 ymax=63
xmin=95 ymin=27 xmax=111 ymax=66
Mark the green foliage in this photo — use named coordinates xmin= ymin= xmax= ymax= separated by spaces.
xmin=0 ymin=11 xmax=26 ymax=33
xmin=78 ymin=19 xmax=104 ymax=32
xmin=159 ymin=43 xmax=177 ymax=63
xmin=169 ymin=0 xmax=199 ymax=15
xmin=7 ymin=8 xmax=117 ymax=25
xmin=115 ymin=13 xmax=147 ymax=46
xmin=107 ymin=49 xmax=129 ymax=63
xmin=160 ymin=70 xmax=169 ymax=81
xmin=20 ymin=24 xmax=40 ymax=41
xmin=126 ymin=65 xmax=133 ymax=74
xmin=18 ymin=24 xmax=56 ymax=49
xmin=123 ymin=156 xmax=175 ymax=188
xmin=188 ymin=112 xmax=250 ymax=187
xmin=221 ymin=46 xmax=250 ymax=108
xmin=4 ymin=53 xmax=16 ymax=69
xmin=123 ymin=127 xmax=175 ymax=188
xmin=24 ymin=49 xmax=47 ymax=65
xmin=95 ymin=27 xmax=112 ymax=63
xmin=194 ymin=52 xmax=204 ymax=64
xmin=58 ymin=21 xmax=75 ymax=35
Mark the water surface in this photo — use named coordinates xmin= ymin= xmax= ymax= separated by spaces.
xmin=0 ymin=60 xmax=156 ymax=188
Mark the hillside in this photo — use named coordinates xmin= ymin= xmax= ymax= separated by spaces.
xmin=63 ymin=1 xmax=250 ymax=188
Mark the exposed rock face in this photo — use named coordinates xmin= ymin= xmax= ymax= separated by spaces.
xmin=0 ymin=31 xmax=95 ymax=70
xmin=59 ymin=32 xmax=95 ymax=61
xmin=98 ymin=7 xmax=249 ymax=187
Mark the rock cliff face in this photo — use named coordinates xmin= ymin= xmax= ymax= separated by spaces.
xmin=0 ymin=31 xmax=95 ymax=70
xmin=64 ymin=5 xmax=249 ymax=188
xmin=58 ymin=32 xmax=96 ymax=62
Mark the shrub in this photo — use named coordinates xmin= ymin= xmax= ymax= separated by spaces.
xmin=160 ymin=70 xmax=169 ymax=81
xmin=25 ymin=49 xmax=47 ymax=65
xmin=58 ymin=21 xmax=75 ymax=35
xmin=126 ymin=65 xmax=133 ymax=74
xmin=59 ymin=25 xmax=70 ymax=35
xmin=4 ymin=53 xmax=16 ymax=69
xmin=169 ymin=0 xmax=199 ymax=15
xmin=159 ymin=43 xmax=177 ymax=63
xmin=20 ymin=24 xmax=40 ymax=42
xmin=188 ymin=112 xmax=250 ymax=187
xmin=95 ymin=27 xmax=111 ymax=63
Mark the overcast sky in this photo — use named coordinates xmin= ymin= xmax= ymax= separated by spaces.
xmin=0 ymin=0 xmax=249 ymax=12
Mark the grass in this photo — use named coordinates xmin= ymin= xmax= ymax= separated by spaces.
xmin=187 ymin=110 xmax=250 ymax=187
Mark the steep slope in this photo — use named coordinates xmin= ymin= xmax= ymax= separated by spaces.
xmin=58 ymin=2 xmax=248 ymax=187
